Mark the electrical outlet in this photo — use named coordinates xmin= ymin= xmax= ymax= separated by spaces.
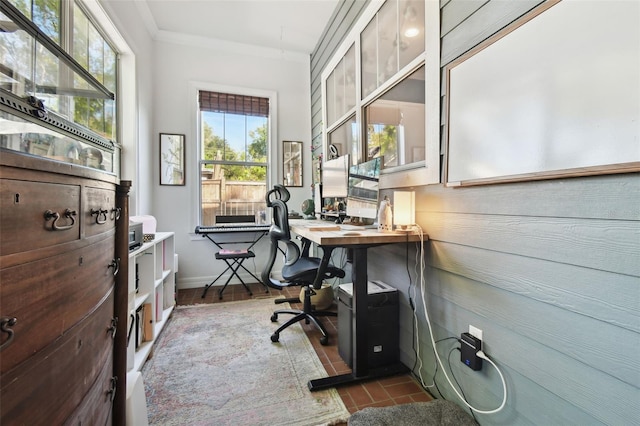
xmin=460 ymin=332 xmax=483 ymax=371
xmin=469 ymin=325 xmax=483 ymax=341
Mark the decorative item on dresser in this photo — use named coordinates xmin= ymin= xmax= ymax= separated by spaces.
xmin=0 ymin=149 xmax=128 ymax=424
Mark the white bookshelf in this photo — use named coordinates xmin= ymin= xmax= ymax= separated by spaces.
xmin=127 ymin=232 xmax=176 ymax=372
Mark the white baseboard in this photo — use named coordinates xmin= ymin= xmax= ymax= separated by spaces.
xmin=177 ymin=268 xmax=280 ymax=290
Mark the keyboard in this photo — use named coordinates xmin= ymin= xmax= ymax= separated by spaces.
xmin=195 ymin=224 xmax=270 ymax=234
xmin=339 ymin=224 xmax=362 ymax=230
xmin=341 ymin=223 xmax=378 ymax=230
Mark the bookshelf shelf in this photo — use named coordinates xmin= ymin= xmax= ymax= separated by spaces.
xmin=127 ymin=232 xmax=176 ymax=372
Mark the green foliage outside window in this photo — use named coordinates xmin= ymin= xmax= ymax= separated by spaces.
xmin=201 ymin=121 xmax=267 ymax=181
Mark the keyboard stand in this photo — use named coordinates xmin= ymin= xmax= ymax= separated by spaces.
xmin=197 ymin=226 xmax=269 ymax=299
xmin=202 ymin=249 xmax=261 ymax=299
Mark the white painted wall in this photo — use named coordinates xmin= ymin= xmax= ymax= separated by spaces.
xmin=149 ymin=40 xmax=314 ymax=288
xmin=98 ymin=0 xmax=155 ymax=216
xmin=101 ymin=0 xmax=323 ymax=288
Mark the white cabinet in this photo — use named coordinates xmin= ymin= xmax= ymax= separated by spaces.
xmin=127 ymin=232 xmax=176 ymax=372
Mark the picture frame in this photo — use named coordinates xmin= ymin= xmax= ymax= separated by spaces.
xmin=160 ymin=133 xmax=185 ymax=186
xmin=283 ymin=140 xmax=303 ymax=187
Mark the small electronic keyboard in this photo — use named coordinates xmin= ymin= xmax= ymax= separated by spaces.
xmin=195 ymin=224 xmax=270 ymax=234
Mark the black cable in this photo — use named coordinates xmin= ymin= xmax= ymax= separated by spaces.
xmin=448 ymin=346 xmax=478 ymax=423
xmin=429 ymin=337 xmax=458 ymax=398
xmin=407 ymin=240 xmax=420 ymax=374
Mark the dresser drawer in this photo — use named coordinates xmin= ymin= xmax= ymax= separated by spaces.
xmin=0 ymin=179 xmax=81 ymax=256
xmin=0 ymin=292 xmax=115 ymax=425
xmin=0 ymin=237 xmax=116 ymax=374
xmin=65 ymin=353 xmax=114 ymax=426
xmin=84 ymin=185 xmax=118 ymax=238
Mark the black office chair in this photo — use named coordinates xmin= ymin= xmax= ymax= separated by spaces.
xmin=261 ymin=185 xmax=345 ymax=345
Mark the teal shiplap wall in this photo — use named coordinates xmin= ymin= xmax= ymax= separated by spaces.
xmin=310 ymin=0 xmax=370 ymax=154
xmin=311 ymin=1 xmax=640 ymax=424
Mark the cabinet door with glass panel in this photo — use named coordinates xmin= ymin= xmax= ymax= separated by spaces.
xmin=323 ymin=0 xmax=436 ymax=185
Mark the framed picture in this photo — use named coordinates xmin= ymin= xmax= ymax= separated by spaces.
xmin=160 ymin=133 xmax=185 ymax=185
xmin=283 ymin=140 xmax=303 ymax=187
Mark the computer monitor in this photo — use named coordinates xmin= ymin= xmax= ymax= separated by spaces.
xmin=346 ymin=157 xmax=382 ymax=221
xmin=322 ymin=155 xmax=350 ymax=198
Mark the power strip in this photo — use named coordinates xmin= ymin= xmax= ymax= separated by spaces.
xmin=460 ymin=332 xmax=483 ymax=371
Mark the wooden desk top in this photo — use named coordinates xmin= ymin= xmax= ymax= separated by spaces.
xmin=289 ymin=219 xmax=426 ymax=247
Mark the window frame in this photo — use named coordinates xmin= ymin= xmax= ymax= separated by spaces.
xmin=190 ymin=82 xmax=277 ymax=228
xmin=0 ymin=0 xmax=123 ymax=176
xmin=321 ymin=0 xmax=440 ymax=188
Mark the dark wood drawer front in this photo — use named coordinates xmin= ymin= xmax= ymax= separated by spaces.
xmin=84 ymin=186 xmax=118 ymax=238
xmin=65 ymin=354 xmax=114 ymax=426
xmin=0 ymin=179 xmax=81 ymax=256
xmin=0 ymin=237 xmax=116 ymax=373
xmin=0 ymin=292 xmax=114 ymax=425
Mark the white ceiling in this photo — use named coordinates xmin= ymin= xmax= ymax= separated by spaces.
xmin=135 ymin=0 xmax=341 ymax=55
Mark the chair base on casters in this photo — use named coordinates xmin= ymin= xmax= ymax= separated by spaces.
xmin=269 ymin=286 xmax=336 ymax=346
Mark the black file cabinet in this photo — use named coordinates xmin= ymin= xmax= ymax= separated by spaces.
xmin=337 ymin=281 xmax=399 ymax=368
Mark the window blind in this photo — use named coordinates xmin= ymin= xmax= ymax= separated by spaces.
xmin=199 ymin=91 xmax=269 ymax=117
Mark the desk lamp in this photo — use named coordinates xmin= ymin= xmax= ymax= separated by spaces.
xmin=393 ymin=191 xmax=415 ymax=231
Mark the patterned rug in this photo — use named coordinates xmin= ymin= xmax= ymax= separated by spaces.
xmin=141 ymin=298 xmax=350 ymax=425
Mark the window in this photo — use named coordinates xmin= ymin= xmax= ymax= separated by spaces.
xmin=322 ymin=0 xmax=439 ymax=187
xmin=365 ymin=65 xmax=425 ymax=167
xmin=198 ymin=91 xmax=269 ymax=226
xmin=71 ymin=2 xmax=117 ymax=141
xmin=0 ymin=0 xmax=118 ymax=173
xmin=326 ymin=43 xmax=356 ymax=127
xmin=360 ymin=0 xmax=425 ymax=99
xmin=328 ymin=115 xmax=358 ymax=164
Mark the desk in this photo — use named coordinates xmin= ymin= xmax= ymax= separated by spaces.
xmin=289 ymin=220 xmax=425 ymax=391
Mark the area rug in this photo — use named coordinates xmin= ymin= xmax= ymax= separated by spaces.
xmin=141 ymin=298 xmax=350 ymax=425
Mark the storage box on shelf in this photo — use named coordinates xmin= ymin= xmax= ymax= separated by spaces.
xmin=127 ymin=232 xmax=176 ymax=372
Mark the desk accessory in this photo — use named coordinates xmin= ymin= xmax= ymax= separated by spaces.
xmin=377 ymin=195 xmax=393 ymax=232
xmin=301 ymin=199 xmax=316 ymax=219
xmin=394 ymin=190 xmax=415 ymax=231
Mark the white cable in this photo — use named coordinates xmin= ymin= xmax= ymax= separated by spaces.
xmin=410 ymin=225 xmax=433 ymax=389
xmin=412 ymin=224 xmax=508 ymax=414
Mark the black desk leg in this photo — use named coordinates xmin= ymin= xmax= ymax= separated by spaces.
xmin=308 ymin=246 xmax=408 ymax=391
xmin=351 ymin=246 xmax=368 ymax=378
xmin=308 ymin=364 xmax=409 ymax=391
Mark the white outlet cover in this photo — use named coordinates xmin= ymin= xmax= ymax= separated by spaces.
xmin=469 ymin=325 xmax=483 ymax=341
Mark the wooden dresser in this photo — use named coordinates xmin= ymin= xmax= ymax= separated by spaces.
xmin=0 ymin=150 xmax=127 ymax=424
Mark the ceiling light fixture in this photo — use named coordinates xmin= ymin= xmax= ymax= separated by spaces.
xmin=404 ymin=27 xmax=420 ymax=38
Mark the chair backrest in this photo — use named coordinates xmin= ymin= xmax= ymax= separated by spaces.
xmin=261 ymin=184 xmax=345 ymax=289
xmin=261 ymin=185 xmax=294 ymax=288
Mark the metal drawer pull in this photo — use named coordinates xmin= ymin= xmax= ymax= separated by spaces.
xmin=107 ymin=376 xmax=118 ymax=402
xmin=108 ymin=317 xmax=118 ymax=339
xmin=1 ymin=317 xmax=17 ymax=351
xmin=44 ymin=209 xmax=77 ymax=231
xmin=91 ymin=208 xmax=109 ymax=225
xmin=110 ymin=207 xmax=121 ymax=221
xmin=108 ymin=257 xmax=120 ymax=277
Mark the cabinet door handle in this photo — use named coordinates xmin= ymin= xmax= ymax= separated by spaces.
xmin=1 ymin=317 xmax=17 ymax=351
xmin=107 ymin=258 xmax=120 ymax=276
xmin=108 ymin=317 xmax=118 ymax=339
xmin=91 ymin=208 xmax=109 ymax=224
xmin=110 ymin=207 xmax=121 ymax=221
xmin=44 ymin=209 xmax=77 ymax=231
xmin=107 ymin=376 xmax=118 ymax=402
